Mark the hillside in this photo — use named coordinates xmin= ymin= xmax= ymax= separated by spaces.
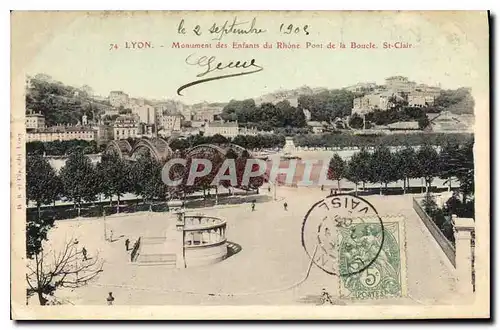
xmin=253 ymin=85 xmax=328 ymax=105
xmin=25 ymin=75 xmax=113 ymax=126
xmin=434 ymin=88 xmax=475 ymax=115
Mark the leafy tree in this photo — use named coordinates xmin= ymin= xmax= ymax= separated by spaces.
xmin=370 ymin=145 xmax=395 ymax=194
xmin=26 ymin=154 xmax=63 ymax=219
xmin=27 ymin=140 xmax=99 ymax=156
xmin=221 ymin=99 xmax=258 ymax=123
xmin=349 ymin=114 xmax=364 ymax=129
xmin=345 ymin=153 xmax=363 ymax=195
xmin=418 ymin=116 xmax=430 ymax=130
xmin=169 ymin=138 xmax=190 ymax=151
xmin=211 ymin=134 xmax=229 ymax=144
xmin=129 ymin=155 xmax=166 ymax=209
xmin=365 ymin=106 xmax=427 ymax=127
xmin=95 ymin=153 xmax=131 ymax=213
xmin=221 ymin=98 xmax=306 ymax=128
xmin=142 ymin=159 xmax=167 ymax=208
xmin=59 ymin=150 xmax=99 ymax=216
xmin=416 ymin=144 xmax=440 ymax=193
xmin=434 ymin=88 xmax=475 ymax=114
xmin=352 ymin=148 xmax=372 ymax=191
xmin=293 ymin=132 xmax=472 ymax=150
xmin=26 ymin=141 xmax=46 ymax=155
xmin=395 ymin=146 xmax=417 ymax=194
xmin=439 ymin=140 xmax=460 ymax=191
xmin=298 ymin=89 xmax=355 ymax=122
xmin=327 ymin=154 xmax=345 ymax=192
xmin=451 ymin=139 xmax=474 ymax=204
xmin=26 ymin=75 xmax=111 ymax=126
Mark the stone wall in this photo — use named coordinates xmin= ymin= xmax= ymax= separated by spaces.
xmin=412 ymin=197 xmax=456 ymax=267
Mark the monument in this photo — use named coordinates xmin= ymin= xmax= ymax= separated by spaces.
xmin=133 ymin=202 xmax=228 ymax=268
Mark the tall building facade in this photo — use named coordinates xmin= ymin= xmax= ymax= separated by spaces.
xmin=26 ymin=113 xmax=46 ymax=129
xmin=26 ymin=126 xmax=97 ymax=142
xmin=204 ymin=121 xmax=239 ymax=138
xmin=385 ymin=76 xmax=416 ymax=93
xmin=113 ymin=115 xmax=140 ymax=140
xmin=132 ymin=104 xmax=155 ymax=125
xmin=160 ymin=114 xmax=182 ymax=132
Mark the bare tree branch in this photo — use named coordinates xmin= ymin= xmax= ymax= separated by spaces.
xmin=26 ymin=238 xmax=104 ymax=305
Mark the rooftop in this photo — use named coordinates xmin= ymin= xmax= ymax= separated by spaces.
xmin=387 ymin=121 xmax=420 ymax=130
xmin=26 ymin=113 xmax=45 ymax=118
xmin=207 ymin=121 xmax=238 ymax=128
xmin=28 ymin=126 xmax=96 ymax=133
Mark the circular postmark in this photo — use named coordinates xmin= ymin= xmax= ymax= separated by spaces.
xmin=301 ymin=193 xmax=385 ymax=277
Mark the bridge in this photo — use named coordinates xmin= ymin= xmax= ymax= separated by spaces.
xmin=104 ymin=138 xmax=252 ymax=163
xmin=104 ymin=138 xmax=174 ymax=162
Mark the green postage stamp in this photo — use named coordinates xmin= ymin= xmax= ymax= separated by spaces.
xmin=338 ymin=216 xmax=407 ymax=300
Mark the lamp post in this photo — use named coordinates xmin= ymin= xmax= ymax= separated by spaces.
xmin=103 ymin=209 xmax=107 ymax=241
xmin=274 ymin=180 xmax=277 ymax=201
xmin=74 ymin=239 xmax=79 ymax=281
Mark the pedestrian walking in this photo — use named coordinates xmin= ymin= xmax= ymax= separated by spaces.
xmin=106 ymin=292 xmax=115 ymax=305
xmin=125 ymin=238 xmax=130 ymax=251
xmin=268 ymin=186 xmax=271 ymax=193
xmin=251 ymin=201 xmax=256 ymax=212
xmin=109 ymin=230 xmax=114 ymax=242
xmin=81 ymin=247 xmax=88 ymax=261
xmin=283 ymin=202 xmax=288 ymax=211
xmin=321 ymin=288 xmax=333 ymax=305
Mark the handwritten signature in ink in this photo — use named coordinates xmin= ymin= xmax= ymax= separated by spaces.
xmin=177 ymin=54 xmax=264 ymax=96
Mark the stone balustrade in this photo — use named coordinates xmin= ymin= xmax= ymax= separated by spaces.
xmin=452 ymin=215 xmax=475 ymax=296
xmin=183 ymin=215 xmax=227 ymax=247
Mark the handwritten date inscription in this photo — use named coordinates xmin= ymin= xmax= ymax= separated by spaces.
xmin=176 ymin=54 xmax=263 ymax=96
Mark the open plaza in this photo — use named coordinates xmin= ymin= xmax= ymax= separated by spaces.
xmin=36 ymin=183 xmax=462 ymax=306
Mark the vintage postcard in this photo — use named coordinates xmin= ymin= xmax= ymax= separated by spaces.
xmin=11 ymin=11 xmax=489 ymax=319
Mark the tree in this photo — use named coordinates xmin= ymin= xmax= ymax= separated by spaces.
xmin=96 ymin=153 xmax=131 ymax=213
xmin=143 ymin=162 xmax=167 ymax=208
xmin=26 ymin=239 xmax=103 ymax=305
xmin=370 ymin=145 xmax=395 ymax=195
xmin=439 ymin=141 xmax=460 ymax=191
xmin=416 ymin=144 xmax=440 ymax=193
xmin=395 ymin=146 xmax=417 ymax=194
xmin=26 ymin=75 xmax=111 ymax=126
xmin=434 ymin=88 xmax=475 ymax=114
xmin=327 ymin=154 xmax=345 ymax=192
xmin=26 ymin=154 xmax=62 ymax=220
xmin=59 ymin=150 xmax=99 ymax=216
xmin=451 ymin=139 xmax=474 ymax=204
xmin=356 ymin=148 xmax=372 ymax=191
xmin=345 ymin=153 xmax=363 ymax=195
xmin=298 ymin=89 xmax=355 ymax=122
xmin=26 ymin=141 xmax=45 ymax=155
xmin=211 ymin=134 xmax=229 ymax=144
xmin=349 ymin=114 xmax=364 ymax=129
xmin=418 ymin=116 xmax=430 ymax=130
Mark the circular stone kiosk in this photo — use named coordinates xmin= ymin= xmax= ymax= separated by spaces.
xmin=132 ymin=205 xmax=228 ymax=268
xmin=183 ymin=215 xmax=228 ymax=267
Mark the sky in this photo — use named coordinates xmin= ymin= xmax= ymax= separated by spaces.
xmin=24 ymin=11 xmax=489 ymax=104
